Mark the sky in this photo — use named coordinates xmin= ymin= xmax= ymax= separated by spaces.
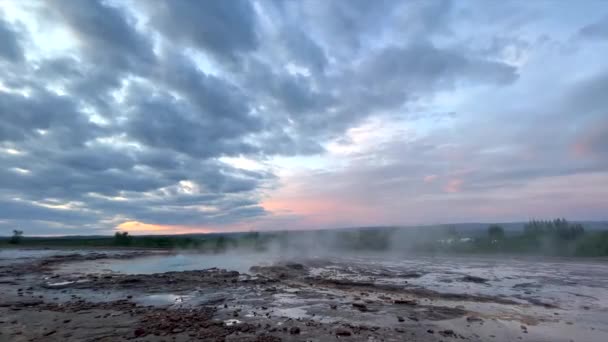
xmin=1 ymin=0 xmax=607 ymax=236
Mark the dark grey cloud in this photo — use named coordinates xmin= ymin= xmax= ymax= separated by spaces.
xmin=48 ymin=0 xmax=154 ymax=70
xmin=39 ymin=0 xmax=155 ymax=117
xmin=362 ymin=43 xmax=517 ymax=89
xmin=0 ymin=88 xmax=100 ymax=145
xmin=580 ymin=15 xmax=608 ymax=40
xmin=126 ymin=93 xmax=257 ymax=159
xmin=0 ymin=17 xmax=24 ymax=62
xmin=352 ymin=42 xmax=517 ymax=107
xmin=0 ymin=199 xmax=94 ymax=224
xmin=142 ymin=0 xmax=258 ymax=63
xmin=280 ymin=26 xmax=328 ymax=73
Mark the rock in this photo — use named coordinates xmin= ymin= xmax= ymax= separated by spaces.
xmin=427 ymin=329 xmax=434 ymax=334
xmin=285 ymin=263 xmax=305 ymax=270
xmin=466 ymin=316 xmax=483 ymax=323
xmin=330 ymin=304 xmax=337 ymax=310
xmin=351 ymin=302 xmax=367 ymax=312
xmin=462 ymin=275 xmax=488 ymax=283
xmin=335 ymin=328 xmax=352 ymax=336
xmin=439 ymin=329 xmax=456 ymax=337
xmin=134 ymin=328 xmax=146 ymax=337
xmin=255 ymin=334 xmax=282 ymax=342
xmin=397 ymin=316 xmax=405 ymax=322
xmin=394 ymin=299 xmax=417 ymax=305
xmin=400 ymin=272 xmax=423 ymax=278
xmin=289 ymin=326 xmax=300 ymax=335
xmin=513 ymin=282 xmax=541 ymax=289
xmin=43 ymin=330 xmax=57 ymax=336
xmin=119 ymin=278 xmax=141 ymax=284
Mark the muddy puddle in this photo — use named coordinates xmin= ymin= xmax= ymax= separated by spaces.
xmin=55 ymin=252 xmax=276 ymax=275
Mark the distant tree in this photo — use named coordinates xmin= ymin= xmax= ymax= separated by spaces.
xmin=9 ymin=230 xmax=23 ymax=244
xmin=113 ymin=231 xmax=133 ymax=246
xmin=524 ymin=219 xmax=585 ymax=241
xmin=214 ymin=235 xmax=227 ymax=252
xmin=555 ymin=221 xmax=585 ymax=240
xmin=524 ymin=219 xmax=545 ymax=236
xmin=445 ymin=225 xmax=459 ymax=239
xmin=249 ymin=231 xmax=266 ymax=251
xmin=488 ymin=225 xmax=505 ymax=240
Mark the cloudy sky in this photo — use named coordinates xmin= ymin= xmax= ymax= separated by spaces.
xmin=1 ymin=1 xmax=607 ymax=235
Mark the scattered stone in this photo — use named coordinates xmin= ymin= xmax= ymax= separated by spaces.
xmin=43 ymin=330 xmax=57 ymax=337
xmin=466 ymin=316 xmax=483 ymax=323
xmin=255 ymin=334 xmax=282 ymax=342
xmin=335 ymin=328 xmax=352 ymax=336
xmin=513 ymin=282 xmax=541 ymax=289
xmin=439 ymin=329 xmax=456 ymax=337
xmin=462 ymin=275 xmax=489 ymax=283
xmin=285 ymin=263 xmax=304 ymax=270
xmin=400 ymin=272 xmax=423 ymax=278
xmin=351 ymin=302 xmax=367 ymax=312
xmin=289 ymin=326 xmax=300 ymax=335
xmin=134 ymin=328 xmax=146 ymax=337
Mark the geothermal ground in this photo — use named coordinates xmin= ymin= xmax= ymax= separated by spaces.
xmin=0 ymin=249 xmax=607 ymax=342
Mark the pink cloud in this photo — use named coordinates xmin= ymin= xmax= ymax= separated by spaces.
xmin=423 ymin=174 xmax=438 ymax=183
xmin=115 ymin=221 xmax=215 ymax=235
xmin=444 ymin=178 xmax=464 ymax=193
xmin=571 ymin=118 xmax=608 ymax=159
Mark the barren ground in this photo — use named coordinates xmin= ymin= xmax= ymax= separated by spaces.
xmin=1 ymin=249 xmax=607 ymax=341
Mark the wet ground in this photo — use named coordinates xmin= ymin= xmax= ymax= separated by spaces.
xmin=1 ymin=249 xmax=607 ymax=341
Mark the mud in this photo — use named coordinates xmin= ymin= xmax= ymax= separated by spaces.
xmin=1 ymin=250 xmax=607 ymax=341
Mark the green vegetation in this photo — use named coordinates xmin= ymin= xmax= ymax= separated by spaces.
xmin=0 ymin=230 xmax=271 ymax=251
xmin=487 ymin=224 xmax=505 ymax=240
xmin=9 ymin=230 xmax=23 ymax=244
xmin=113 ymin=231 xmax=133 ymax=246
xmin=1 ymin=220 xmax=607 ymax=257
xmin=446 ymin=219 xmax=608 ymax=257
